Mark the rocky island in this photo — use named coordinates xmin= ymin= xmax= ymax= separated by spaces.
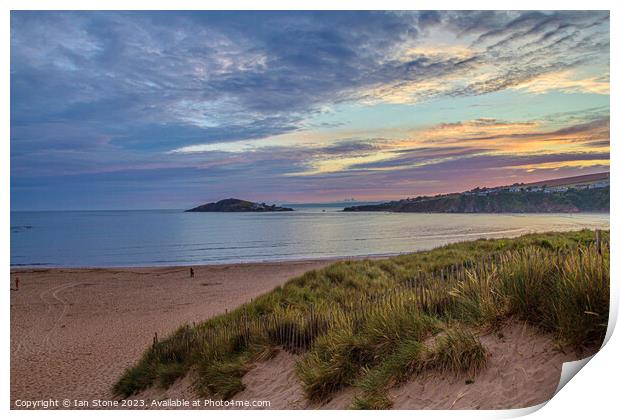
xmin=185 ymin=198 xmax=294 ymax=212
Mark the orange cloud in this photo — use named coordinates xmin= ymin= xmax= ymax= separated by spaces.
xmin=512 ymin=70 xmax=609 ymax=95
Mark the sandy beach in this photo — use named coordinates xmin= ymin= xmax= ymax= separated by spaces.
xmin=10 ymin=260 xmax=333 ymax=407
xmin=10 ymin=258 xmax=597 ymax=410
xmin=11 ymin=260 xmax=596 ymax=409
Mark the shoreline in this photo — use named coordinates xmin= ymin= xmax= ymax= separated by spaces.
xmin=10 ymin=254 xmax=391 ymax=272
xmin=10 ymin=258 xmax=340 ymax=406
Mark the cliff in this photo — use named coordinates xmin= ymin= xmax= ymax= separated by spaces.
xmin=343 ymin=187 xmax=609 ymax=213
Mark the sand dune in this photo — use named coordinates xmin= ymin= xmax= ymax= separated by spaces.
xmin=132 ymin=321 xmax=594 ymax=410
xmin=388 ymin=322 xmax=591 ymax=409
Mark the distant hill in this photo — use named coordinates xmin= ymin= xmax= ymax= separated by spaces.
xmin=344 ymin=173 xmax=609 ymax=213
xmin=511 ymin=172 xmax=609 ymax=189
xmin=186 ymin=198 xmax=294 ymax=212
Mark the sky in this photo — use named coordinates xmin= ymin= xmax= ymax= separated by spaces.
xmin=10 ymin=11 xmax=610 ymax=210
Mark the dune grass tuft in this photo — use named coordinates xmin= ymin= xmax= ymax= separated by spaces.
xmin=351 ymin=328 xmax=486 ymax=409
xmin=425 ymin=328 xmax=487 ymax=375
xmin=295 ymin=308 xmax=438 ymax=402
xmin=351 ymin=339 xmax=426 ymax=409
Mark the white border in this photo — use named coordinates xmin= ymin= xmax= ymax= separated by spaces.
xmin=0 ymin=0 xmax=617 ymax=10
xmin=2 ymin=2 xmax=616 ymax=420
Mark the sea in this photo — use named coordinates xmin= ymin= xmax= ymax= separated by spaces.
xmin=10 ymin=204 xmax=610 ymax=268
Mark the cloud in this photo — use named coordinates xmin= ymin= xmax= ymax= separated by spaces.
xmin=293 ymin=116 xmax=610 ymax=175
xmin=10 ymin=11 xmax=610 ymax=208
xmin=174 ymin=114 xmax=609 ymax=182
xmin=12 ymin=11 xmax=609 ymax=148
xmin=513 ymin=70 xmax=609 ymax=95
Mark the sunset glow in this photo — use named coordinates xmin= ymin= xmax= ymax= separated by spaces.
xmin=11 ymin=11 xmax=610 ymax=209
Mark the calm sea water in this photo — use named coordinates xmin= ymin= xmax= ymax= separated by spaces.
xmin=10 ymin=206 xmax=609 ymax=267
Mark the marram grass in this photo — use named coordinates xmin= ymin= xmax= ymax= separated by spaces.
xmin=113 ymin=229 xmax=609 ymax=407
xmin=351 ymin=328 xmax=486 ymax=409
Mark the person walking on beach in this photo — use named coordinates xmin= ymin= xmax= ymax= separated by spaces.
xmin=190 ymin=267 xmax=195 ymax=278
xmin=14 ymin=277 xmax=19 ymax=291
